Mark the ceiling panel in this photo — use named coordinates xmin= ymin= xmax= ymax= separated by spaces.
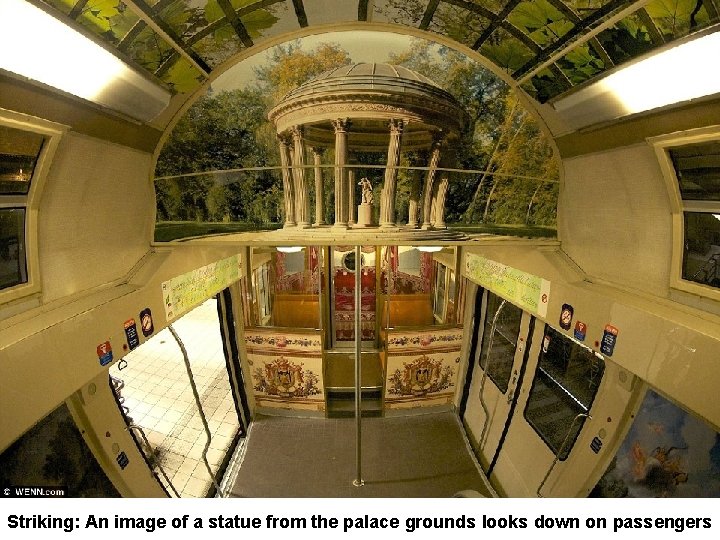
xmin=29 ymin=1 xmax=720 ymax=107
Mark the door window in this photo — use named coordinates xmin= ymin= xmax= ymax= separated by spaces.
xmin=524 ymin=326 xmax=605 ymax=460
xmin=479 ymin=293 xmax=523 ymax=393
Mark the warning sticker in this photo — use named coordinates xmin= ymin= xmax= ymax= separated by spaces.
xmin=140 ymin=308 xmax=154 ymax=337
xmin=124 ymin=319 xmax=140 ymax=351
xmin=559 ymin=304 xmax=574 ymax=330
xmin=600 ymin=324 xmax=619 ymax=356
xmin=574 ymin=321 xmax=587 ymax=342
xmin=97 ymin=341 xmax=113 ymax=366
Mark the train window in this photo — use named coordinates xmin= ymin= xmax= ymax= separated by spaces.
xmin=0 ymin=111 xmax=63 ymax=301
xmin=432 ymin=263 xmax=447 ymax=322
xmin=479 ymin=292 xmax=523 ymax=393
xmin=652 ymin=131 xmax=720 ymax=297
xmin=524 ymin=326 xmax=605 ymax=460
xmin=254 ymin=262 xmax=272 ymax=325
xmin=666 ymin=141 xmax=720 ymax=288
xmin=0 ymin=124 xmax=44 ymax=292
xmin=682 ymin=212 xmax=720 ymax=287
xmin=0 ymin=208 xmax=26 ymax=289
xmin=0 ymin=124 xmax=45 ymax=194
xmin=670 ymin=141 xmax=720 ymax=202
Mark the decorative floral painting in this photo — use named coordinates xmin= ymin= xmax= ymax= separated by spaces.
xmin=252 ymin=357 xmax=321 ymax=399
xmin=388 ymin=355 xmax=455 ymax=397
xmin=245 ymin=329 xmax=324 ymax=410
xmin=384 ymin=328 xmax=463 ymax=409
xmin=591 ymin=390 xmax=720 ymax=497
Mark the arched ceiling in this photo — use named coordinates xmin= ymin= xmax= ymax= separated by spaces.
xmin=36 ymin=0 xmax=720 ymax=118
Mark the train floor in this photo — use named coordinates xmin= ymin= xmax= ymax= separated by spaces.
xmin=228 ymin=411 xmax=493 ymax=497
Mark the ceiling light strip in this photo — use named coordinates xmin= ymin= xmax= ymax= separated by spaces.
xmin=516 ymin=0 xmax=651 ymax=85
xmin=0 ymin=0 xmax=170 ymax=122
xmin=122 ymin=0 xmax=210 ymax=77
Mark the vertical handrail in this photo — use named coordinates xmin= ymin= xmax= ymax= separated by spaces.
xmin=168 ymin=324 xmax=224 ymax=497
xmin=317 ymin=247 xmax=324 ymax=332
xmin=536 ymin=412 xmax=591 ymax=497
xmin=478 ymin=299 xmax=507 ymax=448
xmin=353 ymin=245 xmax=364 ymax=487
xmin=127 ymin=424 xmax=181 ymax=498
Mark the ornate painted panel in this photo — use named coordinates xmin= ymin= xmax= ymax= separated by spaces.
xmin=384 ymin=326 xmax=463 ymax=410
xmin=591 ymin=389 xmax=720 ymax=497
xmin=245 ymin=329 xmax=324 ymax=412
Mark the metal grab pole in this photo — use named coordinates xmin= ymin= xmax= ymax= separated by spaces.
xmin=168 ymin=324 xmax=224 ymax=497
xmin=353 ymin=245 xmax=364 ymax=487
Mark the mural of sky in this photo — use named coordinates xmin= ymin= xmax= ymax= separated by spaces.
xmin=593 ymin=390 xmax=720 ymax=498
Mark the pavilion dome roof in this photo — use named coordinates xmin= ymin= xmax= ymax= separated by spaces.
xmin=269 ymin=63 xmax=466 ymax=145
xmin=280 ymin=62 xmax=457 ymax=105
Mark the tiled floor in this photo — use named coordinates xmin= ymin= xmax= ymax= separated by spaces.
xmin=109 ymin=299 xmax=240 ymax=498
xmin=230 ymin=411 xmax=494 ymax=498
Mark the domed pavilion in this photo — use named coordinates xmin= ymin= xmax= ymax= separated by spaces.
xmin=268 ymin=63 xmax=467 ymax=238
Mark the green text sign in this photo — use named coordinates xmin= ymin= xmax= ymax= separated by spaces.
xmin=465 ymin=253 xmax=550 ymax=317
xmin=162 ymin=255 xmax=241 ymax=320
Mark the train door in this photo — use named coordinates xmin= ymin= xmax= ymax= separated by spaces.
xmin=489 ymin=324 xmax=618 ymax=497
xmin=108 ymin=290 xmax=248 ymax=497
xmin=462 ymin=291 xmax=542 ymax=472
xmin=330 ymin=246 xmax=377 ymax=348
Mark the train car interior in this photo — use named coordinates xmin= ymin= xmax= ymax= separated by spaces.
xmin=1 ymin=0 xmax=720 ymax=499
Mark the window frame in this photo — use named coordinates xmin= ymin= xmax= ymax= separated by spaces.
xmin=523 ymin=324 xmax=605 ymax=461
xmin=432 ymin=262 xmax=447 ymax=323
xmin=651 ymin=125 xmax=720 ymax=301
xmin=0 ymin=109 xmax=65 ymax=305
xmin=478 ymin=291 xmax=523 ymax=394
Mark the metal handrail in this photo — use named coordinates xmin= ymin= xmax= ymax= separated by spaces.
xmin=127 ymin=424 xmax=181 ymax=498
xmin=168 ymin=324 xmax=224 ymax=498
xmin=536 ymin=412 xmax=591 ymax=498
xmin=353 ymin=244 xmax=364 ymax=488
xmin=478 ymin=299 xmax=507 ymax=448
xmin=154 ymin=163 xmax=559 ymax=184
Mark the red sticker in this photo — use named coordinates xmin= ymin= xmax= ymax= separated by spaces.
xmin=97 ymin=341 xmax=113 ymax=366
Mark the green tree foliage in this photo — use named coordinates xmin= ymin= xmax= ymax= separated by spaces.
xmin=157 ymin=88 xmax=268 ymax=176
xmin=253 ymin=42 xmax=352 ymax=103
xmin=389 ymin=40 xmax=558 ymax=225
xmin=155 ymin=42 xmax=352 ymax=226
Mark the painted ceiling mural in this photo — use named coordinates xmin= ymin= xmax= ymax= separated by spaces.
xmin=592 ymin=389 xmax=720 ymax=498
xmin=39 ymin=1 xmax=720 ymax=100
xmin=37 ymin=1 xmax=717 ymax=240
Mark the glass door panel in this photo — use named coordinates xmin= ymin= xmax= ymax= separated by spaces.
xmin=332 ymin=246 xmax=376 ymax=346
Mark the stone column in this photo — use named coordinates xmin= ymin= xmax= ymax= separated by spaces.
xmin=421 ymin=131 xmax=443 ymax=230
xmin=277 ymin=134 xmax=296 ymax=227
xmin=290 ymin=126 xmax=310 ymax=228
xmin=348 ymin=165 xmax=356 ymax=226
xmin=407 ymin=153 xmax=424 ymax=228
xmin=432 ymin=176 xmax=449 ymax=229
xmin=311 ymin=147 xmax=325 ymax=226
xmin=380 ymin=119 xmax=405 ymax=227
xmin=332 ymin=118 xmax=351 ymax=227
